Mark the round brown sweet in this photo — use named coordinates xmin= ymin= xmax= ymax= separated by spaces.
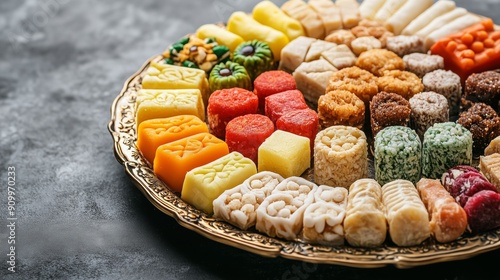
xmin=403 ymin=53 xmax=444 ymax=78
xmin=318 ymin=90 xmax=365 ymax=129
xmin=457 ymin=103 xmax=500 ymax=154
xmin=355 ymin=49 xmax=404 ymax=77
xmin=370 ymin=91 xmax=411 ymax=136
xmin=376 ymin=70 xmax=424 ymax=100
xmin=325 ymin=66 xmax=378 ymax=104
xmin=464 ymin=71 xmax=500 ymax=111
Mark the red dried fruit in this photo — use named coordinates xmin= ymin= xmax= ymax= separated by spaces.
xmin=464 ymin=190 xmax=500 ymax=233
xmin=450 ymin=171 xmax=496 ymax=206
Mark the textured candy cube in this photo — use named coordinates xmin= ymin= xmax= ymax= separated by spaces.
xmin=264 ymin=90 xmax=308 ymax=124
xmin=141 ymin=62 xmax=210 ymax=103
xmin=258 ymin=130 xmax=310 ymax=178
xmin=374 ymin=126 xmax=421 ymax=185
xmin=135 ymin=89 xmax=205 ymax=125
xmin=182 ymin=152 xmax=257 ymax=214
xmin=253 ymin=70 xmax=297 ymax=112
xmin=137 ymin=115 xmax=208 ymax=165
xmin=153 ymin=133 xmax=228 ymax=193
xmin=276 ymin=108 xmax=318 ymax=152
xmin=422 ymin=122 xmax=473 ymax=179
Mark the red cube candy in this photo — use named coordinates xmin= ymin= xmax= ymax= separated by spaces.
xmin=254 ymin=70 xmax=296 ymax=112
xmin=207 ymin=88 xmax=258 ymax=139
xmin=225 ymin=114 xmax=275 ymax=164
xmin=265 ymin=90 xmax=308 ymax=124
xmin=276 ymin=108 xmax=318 ymax=151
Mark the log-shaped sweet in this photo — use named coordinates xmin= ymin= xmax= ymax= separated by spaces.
xmin=344 ymin=179 xmax=387 ymax=247
xmin=141 ymin=62 xmax=209 ymax=104
xmin=225 ymin=114 xmax=275 ymax=164
xmin=253 ymin=70 xmax=297 ymax=112
xmin=416 ymin=178 xmax=467 ymax=243
xmin=314 ymin=126 xmax=368 ymax=188
xmin=359 ymin=0 xmax=386 ymax=20
xmin=276 ymin=108 xmax=318 ymax=152
xmin=382 ymin=179 xmax=430 ymax=246
xmin=374 ymin=126 xmax=421 ymax=185
xmin=281 ymin=0 xmax=325 ymax=39
xmin=256 ymin=177 xmax=317 ymax=240
xmin=137 ymin=115 xmax=208 ymax=165
xmin=422 ymin=122 xmax=473 ymax=179
xmin=303 ymin=185 xmax=348 ymax=246
xmin=135 ymin=89 xmax=205 ymax=125
xmin=258 ymin=130 xmax=310 ymax=178
xmin=252 ymin=1 xmax=305 ymax=41
xmin=213 ymin=171 xmax=284 ymax=230
xmin=207 ymin=88 xmax=258 ymax=139
xmin=182 ymin=152 xmax=257 ymax=214
xmin=227 ymin=11 xmax=289 ymax=61
xmin=196 ymin=24 xmax=244 ymax=52
xmin=480 ymin=153 xmax=500 ymax=193
xmin=264 ymin=90 xmax=308 ymax=124
xmin=401 ymin=0 xmax=456 ymax=36
xmin=154 ymin=133 xmax=229 ymax=193
xmin=384 ymin=0 xmax=433 ymax=35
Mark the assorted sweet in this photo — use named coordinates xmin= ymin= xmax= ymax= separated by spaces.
xmin=382 ymin=179 xmax=430 ymax=246
xmin=422 ymin=69 xmax=462 ymax=116
xmin=153 ymin=133 xmax=229 ymax=193
xmin=253 ymin=70 xmax=297 ymax=112
xmin=409 ymin=92 xmax=449 ymax=139
xmin=225 ymin=114 xmax=275 ymax=164
xmin=207 ymin=88 xmax=258 ymax=139
xmin=457 ymin=103 xmax=500 ymax=154
xmin=256 ymin=177 xmax=317 ymax=240
xmin=317 ymin=90 xmax=365 ymax=129
xmin=208 ymin=61 xmax=252 ymax=93
xmin=303 ymin=185 xmax=348 ymax=245
xmin=314 ymin=126 xmax=368 ymax=188
xmin=258 ymin=130 xmax=310 ymax=178
xmin=370 ymin=91 xmax=411 ymax=136
xmin=181 ymin=152 xmax=257 ymax=214
xmin=135 ymin=89 xmax=205 ymax=125
xmin=374 ymin=126 xmax=421 ymax=185
xmin=137 ymin=115 xmax=208 ymax=165
xmin=344 ymin=179 xmax=386 ymax=247
xmin=376 ymin=70 xmax=424 ymax=100
xmin=422 ymin=122 xmax=473 ymax=179
xmin=402 ymin=53 xmax=444 ymax=78
xmin=131 ymin=0 xmax=500 ymax=247
xmin=233 ymin=40 xmax=275 ymax=82
xmin=141 ymin=63 xmax=210 ymax=104
xmin=430 ymin=19 xmax=500 ymax=83
xmin=416 ymin=178 xmax=467 ymax=243
xmin=227 ymin=11 xmax=289 ymax=61
xmin=162 ymin=35 xmax=230 ymax=73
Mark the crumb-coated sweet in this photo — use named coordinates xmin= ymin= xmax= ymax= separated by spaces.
xmin=355 ymin=49 xmax=404 ymax=76
xmin=457 ymin=103 xmax=500 ymax=154
xmin=376 ymin=70 xmax=424 ymax=100
xmin=386 ymin=35 xmax=424 ymax=57
xmin=254 ymin=70 xmax=296 ymax=112
xmin=326 ymin=66 xmax=378 ymax=104
xmin=464 ymin=71 xmax=500 ymax=111
xmin=403 ymin=53 xmax=444 ymax=78
xmin=409 ymin=91 xmax=449 ymax=139
xmin=325 ymin=29 xmax=356 ymax=48
xmin=422 ymin=69 xmax=462 ymax=116
xmin=350 ymin=36 xmax=382 ymax=56
xmin=370 ymin=91 xmax=411 ymax=136
xmin=318 ymin=90 xmax=365 ymax=129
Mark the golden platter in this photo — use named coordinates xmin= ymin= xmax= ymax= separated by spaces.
xmin=108 ymin=54 xmax=500 ymax=269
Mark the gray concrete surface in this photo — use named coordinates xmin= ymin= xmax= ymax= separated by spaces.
xmin=1 ymin=0 xmax=500 ymax=279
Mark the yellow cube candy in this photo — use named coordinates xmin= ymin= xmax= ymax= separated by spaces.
xmin=136 ymin=89 xmax=205 ymax=125
xmin=181 ymin=152 xmax=257 ymax=214
xmin=141 ymin=62 xmax=210 ymax=104
xmin=258 ymin=130 xmax=310 ymax=178
xmin=196 ymin=24 xmax=244 ymax=52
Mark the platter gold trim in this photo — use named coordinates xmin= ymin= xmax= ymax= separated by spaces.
xmin=108 ymin=55 xmax=500 ymax=269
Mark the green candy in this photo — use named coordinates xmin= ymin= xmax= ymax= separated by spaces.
xmin=164 ymin=58 xmax=174 ymax=65
xmin=182 ymin=60 xmax=199 ymax=69
xmin=178 ymin=37 xmax=190 ymax=45
xmin=209 ymin=61 xmax=252 ymax=93
xmin=169 ymin=42 xmax=184 ymax=57
xmin=233 ymin=40 xmax=275 ymax=81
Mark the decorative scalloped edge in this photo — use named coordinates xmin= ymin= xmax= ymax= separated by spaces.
xmin=108 ymin=55 xmax=500 ymax=268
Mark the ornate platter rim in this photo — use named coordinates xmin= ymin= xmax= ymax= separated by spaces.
xmin=108 ymin=55 xmax=500 ymax=269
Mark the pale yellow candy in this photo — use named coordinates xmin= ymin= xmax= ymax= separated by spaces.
xmin=196 ymin=24 xmax=244 ymax=52
xmin=182 ymin=152 xmax=257 ymax=214
xmin=227 ymin=11 xmax=289 ymax=61
xmin=258 ymin=130 xmax=310 ymax=178
xmin=252 ymin=1 xmax=305 ymax=41
xmin=135 ymin=89 xmax=205 ymax=125
xmin=141 ymin=63 xmax=210 ymax=104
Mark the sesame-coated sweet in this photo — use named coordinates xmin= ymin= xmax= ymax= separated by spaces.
xmin=457 ymin=103 xmax=500 ymax=154
xmin=403 ymin=53 xmax=444 ymax=78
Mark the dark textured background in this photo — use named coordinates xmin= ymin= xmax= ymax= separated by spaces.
xmin=1 ymin=0 xmax=500 ymax=279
